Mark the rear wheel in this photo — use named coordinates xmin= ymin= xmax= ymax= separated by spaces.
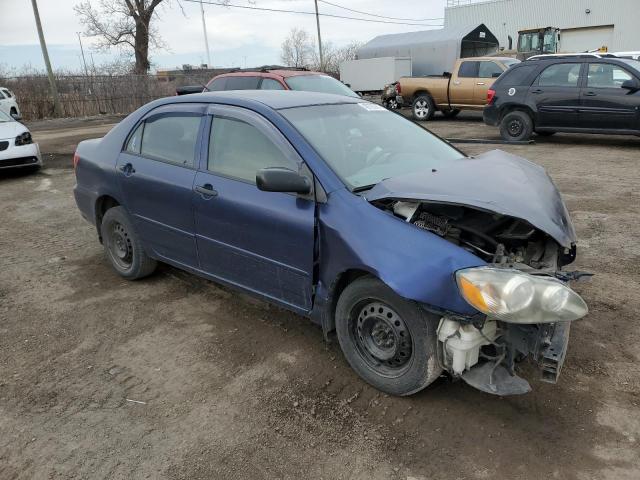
xmin=412 ymin=94 xmax=435 ymax=121
xmin=500 ymin=110 xmax=533 ymax=141
xmin=386 ymin=98 xmax=399 ymax=110
xmin=100 ymin=206 xmax=157 ymax=280
xmin=335 ymin=277 xmax=442 ymax=396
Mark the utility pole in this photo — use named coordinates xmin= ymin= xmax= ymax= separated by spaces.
xmin=314 ymin=0 xmax=324 ymax=71
xmin=30 ymin=0 xmax=62 ymax=116
xmin=77 ymin=32 xmax=89 ymax=77
xmin=200 ymin=0 xmax=212 ymax=67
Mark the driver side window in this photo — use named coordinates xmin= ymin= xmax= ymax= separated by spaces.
xmin=208 ymin=116 xmax=296 ymax=183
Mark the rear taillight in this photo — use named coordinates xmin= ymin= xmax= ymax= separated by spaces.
xmin=395 ymin=83 xmax=401 ymax=95
xmin=487 ymin=89 xmax=496 ymax=105
xmin=73 ymin=151 xmax=80 ymax=171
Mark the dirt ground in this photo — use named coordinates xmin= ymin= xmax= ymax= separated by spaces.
xmin=0 ymin=111 xmax=639 ymax=480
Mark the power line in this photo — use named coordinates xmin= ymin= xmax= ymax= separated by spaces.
xmin=318 ymin=0 xmax=443 ymax=22
xmin=182 ymin=0 xmax=443 ymax=26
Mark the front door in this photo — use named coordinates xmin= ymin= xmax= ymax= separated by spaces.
xmin=529 ymin=62 xmax=582 ymax=128
xmin=116 ymin=105 xmax=205 ymax=267
xmin=193 ymin=105 xmax=316 ymax=311
xmin=474 ymin=61 xmax=504 ymax=105
xmin=580 ymin=62 xmax=640 ymax=131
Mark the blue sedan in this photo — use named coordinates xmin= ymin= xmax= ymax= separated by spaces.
xmin=73 ymin=91 xmax=587 ymax=396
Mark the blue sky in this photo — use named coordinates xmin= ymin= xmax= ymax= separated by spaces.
xmin=0 ymin=0 xmax=446 ymax=73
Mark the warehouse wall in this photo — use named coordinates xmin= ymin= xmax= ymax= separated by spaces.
xmin=444 ymin=0 xmax=639 ymax=52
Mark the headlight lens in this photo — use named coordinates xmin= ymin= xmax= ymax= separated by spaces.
xmin=456 ymin=267 xmax=588 ymax=323
xmin=15 ymin=132 xmax=32 ymax=146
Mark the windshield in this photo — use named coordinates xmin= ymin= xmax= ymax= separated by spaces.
xmin=281 ymin=103 xmax=463 ymax=190
xmin=0 ymin=110 xmax=12 ymax=122
xmin=285 ymin=75 xmax=359 ymax=98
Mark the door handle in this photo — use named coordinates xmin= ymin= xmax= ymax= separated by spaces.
xmin=118 ymin=163 xmax=135 ymax=175
xmin=584 ymin=91 xmax=597 ymax=96
xmin=453 ymin=81 xmax=461 ymax=85
xmin=476 ymin=82 xmax=485 ymax=86
xmin=194 ymin=184 xmax=218 ymax=198
xmin=531 ymin=89 xmax=543 ymax=94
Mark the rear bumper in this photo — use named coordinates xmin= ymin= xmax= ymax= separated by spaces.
xmin=73 ymin=184 xmax=97 ymax=225
xmin=483 ymin=105 xmax=500 ymax=126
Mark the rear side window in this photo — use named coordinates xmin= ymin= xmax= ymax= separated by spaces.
xmin=458 ymin=61 xmax=479 ymax=78
xmin=260 ymin=78 xmax=285 ymax=90
xmin=537 ymin=63 xmax=581 ymax=87
xmin=478 ymin=61 xmax=503 ymax=78
xmin=207 ymin=77 xmax=227 ymax=91
xmin=208 ymin=116 xmax=295 ymax=183
xmin=1 ymin=89 xmax=12 ymax=98
xmin=498 ymin=65 xmax=538 ymax=87
xmin=225 ymin=76 xmax=261 ymax=90
xmin=125 ymin=123 xmax=144 ymax=154
xmin=140 ymin=114 xmax=201 ymax=167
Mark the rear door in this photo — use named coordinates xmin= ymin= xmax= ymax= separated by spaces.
xmin=474 ymin=61 xmax=504 ymax=105
xmin=116 ymin=104 xmax=205 ymax=268
xmin=580 ymin=62 xmax=640 ymax=131
xmin=529 ymin=62 xmax=582 ymax=128
xmin=223 ymin=76 xmax=261 ymax=90
xmin=449 ymin=61 xmax=479 ymax=106
xmin=192 ymin=105 xmax=316 ymax=311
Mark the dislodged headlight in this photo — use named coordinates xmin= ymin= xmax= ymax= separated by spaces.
xmin=15 ymin=132 xmax=32 ymax=146
xmin=456 ymin=267 xmax=588 ymax=324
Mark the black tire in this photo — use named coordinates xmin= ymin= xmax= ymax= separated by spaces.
xmin=536 ymin=130 xmax=556 ymax=137
xmin=100 ymin=206 xmax=157 ymax=280
xmin=412 ymin=94 xmax=435 ymax=121
xmin=442 ymin=108 xmax=461 ymax=119
xmin=335 ymin=276 xmax=443 ymax=396
xmin=499 ymin=110 xmax=533 ymax=141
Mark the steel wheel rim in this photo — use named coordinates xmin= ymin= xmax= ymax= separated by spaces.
xmin=350 ymin=301 xmax=413 ymax=377
xmin=414 ymin=100 xmax=429 ymax=119
xmin=388 ymin=99 xmax=398 ymax=109
xmin=507 ymin=118 xmax=523 ymax=137
xmin=107 ymin=221 xmax=133 ymax=270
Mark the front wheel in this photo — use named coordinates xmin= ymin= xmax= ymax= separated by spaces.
xmin=335 ymin=277 xmax=443 ymax=396
xmin=412 ymin=95 xmax=435 ymax=121
xmin=100 ymin=206 xmax=157 ymax=280
xmin=499 ymin=110 xmax=533 ymax=141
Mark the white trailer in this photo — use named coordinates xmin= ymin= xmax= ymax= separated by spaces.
xmin=339 ymin=57 xmax=412 ymax=93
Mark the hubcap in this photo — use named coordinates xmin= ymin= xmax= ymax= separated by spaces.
xmin=352 ymin=302 xmax=413 ymax=375
xmin=108 ymin=222 xmax=133 ymax=269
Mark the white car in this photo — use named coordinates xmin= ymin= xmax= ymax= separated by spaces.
xmin=0 ymin=110 xmax=42 ymax=171
xmin=0 ymin=87 xmax=21 ymax=119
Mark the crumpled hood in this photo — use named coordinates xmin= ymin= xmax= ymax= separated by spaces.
xmin=0 ymin=121 xmax=28 ymax=140
xmin=366 ymin=149 xmax=576 ymax=248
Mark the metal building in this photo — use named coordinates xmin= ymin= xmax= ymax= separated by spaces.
xmin=445 ymin=0 xmax=639 ymax=53
xmin=356 ymin=24 xmax=499 ymax=76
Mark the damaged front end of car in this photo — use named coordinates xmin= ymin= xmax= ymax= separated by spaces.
xmin=366 ymin=150 xmax=590 ymax=395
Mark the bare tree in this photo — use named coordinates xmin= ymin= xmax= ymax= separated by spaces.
xmin=280 ymin=28 xmax=313 ymax=69
xmin=309 ymin=41 xmax=363 ymax=76
xmin=74 ymin=0 xmax=170 ymax=74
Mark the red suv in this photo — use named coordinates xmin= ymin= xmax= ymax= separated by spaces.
xmin=179 ymin=68 xmax=358 ymax=97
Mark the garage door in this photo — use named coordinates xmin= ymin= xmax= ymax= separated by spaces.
xmin=561 ymin=25 xmax=614 ymax=53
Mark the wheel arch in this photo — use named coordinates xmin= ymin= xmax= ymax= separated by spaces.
xmin=322 ymin=268 xmax=377 ymax=335
xmin=498 ymin=103 xmax=536 ymax=124
xmin=412 ymin=90 xmax=434 ymax=104
xmin=95 ymin=194 xmax=121 ymax=241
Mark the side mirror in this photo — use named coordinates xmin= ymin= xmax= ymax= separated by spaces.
xmin=621 ymin=79 xmax=640 ymax=92
xmin=256 ymin=167 xmax=311 ymax=194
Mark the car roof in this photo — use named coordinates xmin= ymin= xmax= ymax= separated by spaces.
xmin=164 ymin=90 xmax=363 ymax=110
xmin=460 ymin=56 xmax=517 ymax=62
xmin=211 ymin=70 xmax=327 ymax=80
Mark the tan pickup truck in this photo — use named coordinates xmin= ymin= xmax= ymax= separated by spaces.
xmin=397 ymin=57 xmax=520 ymax=121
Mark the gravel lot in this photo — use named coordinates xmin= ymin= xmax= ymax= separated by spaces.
xmin=1 ymin=111 xmax=639 ymax=479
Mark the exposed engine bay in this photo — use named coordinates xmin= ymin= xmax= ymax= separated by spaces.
xmin=372 ymin=198 xmax=583 ymax=395
xmin=377 ymin=199 xmax=576 ymax=272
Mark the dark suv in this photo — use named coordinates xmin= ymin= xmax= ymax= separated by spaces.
xmin=484 ymin=56 xmax=640 ymax=141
